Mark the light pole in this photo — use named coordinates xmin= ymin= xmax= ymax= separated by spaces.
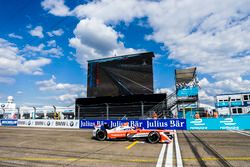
xmin=33 ymin=107 xmax=36 ymax=119
xmin=228 ymin=97 xmax=232 ymax=117
xmin=105 ymin=103 xmax=109 ymax=120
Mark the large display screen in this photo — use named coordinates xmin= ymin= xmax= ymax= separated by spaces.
xmin=87 ymin=52 xmax=154 ymax=97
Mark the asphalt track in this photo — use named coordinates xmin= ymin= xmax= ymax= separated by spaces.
xmin=0 ymin=127 xmax=249 ymax=167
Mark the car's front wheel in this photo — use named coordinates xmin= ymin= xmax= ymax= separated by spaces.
xmin=147 ymin=131 xmax=160 ymax=143
xmin=96 ymin=130 xmax=107 ymax=141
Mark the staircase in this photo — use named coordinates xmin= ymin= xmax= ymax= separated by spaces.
xmin=146 ymin=92 xmax=177 ymax=118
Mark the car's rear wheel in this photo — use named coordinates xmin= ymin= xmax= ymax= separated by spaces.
xmin=147 ymin=131 xmax=160 ymax=143
xmin=96 ymin=130 xmax=107 ymax=141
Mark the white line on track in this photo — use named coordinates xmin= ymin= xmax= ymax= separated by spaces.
xmin=174 ymin=131 xmax=183 ymax=167
xmin=156 ymin=144 xmax=167 ymax=167
xmin=237 ymin=130 xmax=250 ymax=134
xmin=229 ymin=130 xmax=250 ymax=137
xmin=165 ymin=140 xmax=173 ymax=167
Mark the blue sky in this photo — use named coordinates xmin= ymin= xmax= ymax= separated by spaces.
xmin=0 ymin=0 xmax=249 ymax=106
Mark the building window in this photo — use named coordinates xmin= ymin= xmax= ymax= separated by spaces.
xmin=236 ymin=99 xmax=241 ymax=101
xmin=244 ymin=95 xmax=249 ymax=101
xmin=219 ymin=100 xmax=223 ymax=102
xmin=238 ymin=108 xmax=243 ymax=113
xmin=231 ymin=99 xmax=235 ymax=101
xmin=232 ymin=108 xmax=237 ymax=114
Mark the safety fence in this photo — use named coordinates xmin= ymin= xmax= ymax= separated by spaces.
xmin=0 ymin=116 xmax=249 ymax=130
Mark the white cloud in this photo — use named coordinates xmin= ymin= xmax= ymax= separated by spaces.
xmin=8 ymin=33 xmax=23 ymax=39
xmin=36 ymin=75 xmax=86 ymax=104
xmin=17 ymin=91 xmax=23 ymax=94
xmin=47 ymin=28 xmax=64 ymax=37
xmin=0 ymin=38 xmax=51 ymax=83
xmin=69 ymin=18 xmax=143 ymax=67
xmin=199 ymin=77 xmax=250 ymax=104
xmin=72 ymin=0 xmax=147 ymax=24
xmin=155 ymin=88 xmax=173 ymax=94
xmin=143 ymin=0 xmax=250 ymax=80
xmin=22 ymin=43 xmax=63 ymax=58
xmin=47 ymin=40 xmax=56 ymax=47
xmin=41 ymin=0 xmax=70 ymax=16
xmin=29 ymin=26 xmax=44 ymax=38
xmin=66 ymin=0 xmax=250 ymax=79
xmin=55 ymin=94 xmax=78 ymax=104
xmin=0 ymin=77 xmax=15 ymax=84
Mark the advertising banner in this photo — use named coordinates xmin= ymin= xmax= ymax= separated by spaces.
xmin=1 ymin=119 xmax=17 ymax=126
xmin=187 ymin=116 xmax=250 ymax=130
xmin=17 ymin=119 xmax=79 ymax=129
xmin=177 ymin=86 xmax=198 ymax=97
xmin=79 ymin=119 xmax=187 ymax=130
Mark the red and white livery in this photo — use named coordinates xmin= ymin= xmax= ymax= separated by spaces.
xmin=93 ymin=122 xmax=174 ymax=144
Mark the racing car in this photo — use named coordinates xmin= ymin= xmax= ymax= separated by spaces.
xmin=93 ymin=122 xmax=174 ymax=144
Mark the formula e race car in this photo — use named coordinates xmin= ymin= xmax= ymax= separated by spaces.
xmin=93 ymin=122 xmax=174 ymax=144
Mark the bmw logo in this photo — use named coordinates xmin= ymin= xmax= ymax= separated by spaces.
xmin=70 ymin=121 xmax=74 ymax=127
xmin=47 ymin=121 xmax=50 ymax=126
xmin=28 ymin=121 xmax=31 ymax=125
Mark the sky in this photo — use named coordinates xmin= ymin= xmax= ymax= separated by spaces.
xmin=0 ymin=0 xmax=249 ymax=106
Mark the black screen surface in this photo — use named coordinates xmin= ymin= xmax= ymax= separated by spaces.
xmin=87 ymin=52 xmax=154 ymax=97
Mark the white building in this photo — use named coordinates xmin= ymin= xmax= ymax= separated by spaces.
xmin=215 ymin=92 xmax=250 ymax=115
xmin=19 ymin=105 xmax=75 ymax=120
xmin=0 ymin=96 xmax=75 ymax=119
xmin=0 ymin=96 xmax=17 ymax=119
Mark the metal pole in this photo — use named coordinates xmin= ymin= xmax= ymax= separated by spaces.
xmin=33 ymin=107 xmax=36 ymax=119
xmin=17 ymin=107 xmax=20 ymax=119
xmin=74 ymin=106 xmax=76 ymax=120
xmin=183 ymin=103 xmax=186 ymax=119
xmin=164 ymin=93 xmax=167 ymax=118
xmin=228 ymin=97 xmax=231 ymax=117
xmin=141 ymin=101 xmax=144 ymax=118
xmin=77 ymin=105 xmax=80 ymax=120
xmin=105 ymin=103 xmax=109 ymax=120
xmin=53 ymin=105 xmax=56 ymax=119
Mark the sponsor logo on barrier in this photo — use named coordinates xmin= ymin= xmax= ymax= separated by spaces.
xmin=17 ymin=119 xmax=79 ymax=128
xmin=35 ymin=121 xmax=44 ymax=126
xmin=1 ymin=119 xmax=17 ymax=126
xmin=55 ymin=121 xmax=67 ymax=126
xmin=189 ymin=119 xmax=207 ymax=130
xmin=79 ymin=119 xmax=187 ymax=130
xmin=18 ymin=120 xmax=26 ymax=125
xmin=220 ymin=118 xmax=239 ymax=130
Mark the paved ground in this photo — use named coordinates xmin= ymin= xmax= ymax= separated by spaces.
xmin=0 ymin=127 xmax=249 ymax=167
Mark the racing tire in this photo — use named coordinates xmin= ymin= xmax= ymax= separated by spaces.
xmin=147 ymin=131 xmax=160 ymax=144
xmin=96 ymin=130 xmax=107 ymax=141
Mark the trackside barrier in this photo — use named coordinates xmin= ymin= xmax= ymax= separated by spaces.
xmin=187 ymin=116 xmax=250 ymax=130
xmin=79 ymin=119 xmax=187 ymax=130
xmin=17 ymin=119 xmax=79 ymax=129
xmin=0 ymin=119 xmax=17 ymax=126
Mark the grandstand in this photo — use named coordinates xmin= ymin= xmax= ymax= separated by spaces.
xmin=75 ymin=94 xmax=166 ymax=120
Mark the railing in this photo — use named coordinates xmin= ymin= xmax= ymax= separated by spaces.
xmin=146 ymin=92 xmax=177 ymax=118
